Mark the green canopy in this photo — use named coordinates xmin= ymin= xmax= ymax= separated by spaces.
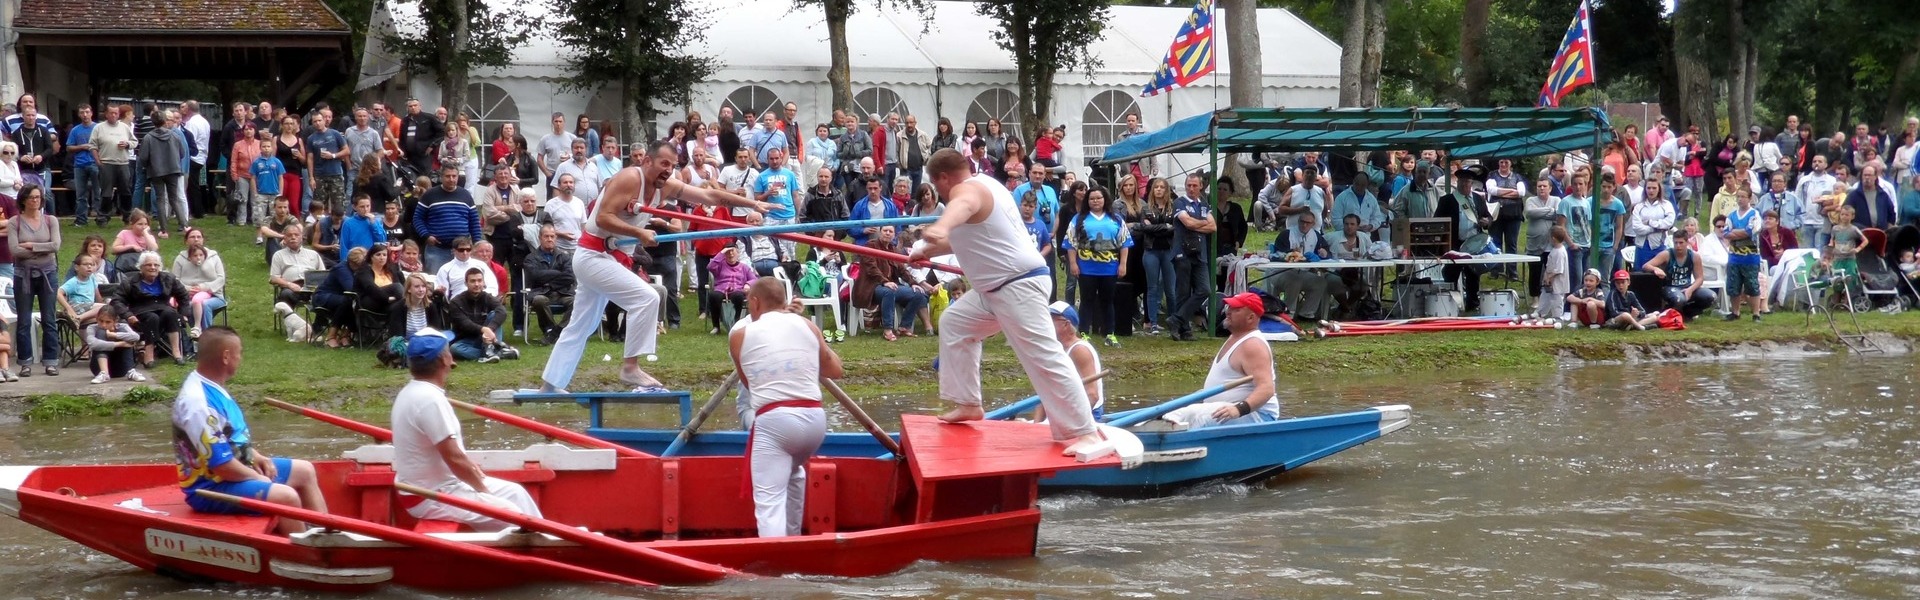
xmin=1097 ymin=107 xmax=1616 ymax=165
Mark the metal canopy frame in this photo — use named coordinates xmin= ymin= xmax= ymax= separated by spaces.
xmin=1097 ymin=107 xmax=1616 ymax=166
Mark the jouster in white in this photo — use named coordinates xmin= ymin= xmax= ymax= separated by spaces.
xmin=730 ymin=279 xmax=840 ymax=538
xmin=540 ymin=140 xmax=774 ymax=394
xmin=910 ymin=149 xmax=1105 ymax=458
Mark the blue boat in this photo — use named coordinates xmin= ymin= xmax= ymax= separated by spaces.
xmin=513 ymin=390 xmax=1411 ymax=497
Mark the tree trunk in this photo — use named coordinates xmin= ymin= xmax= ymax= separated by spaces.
xmin=824 ymin=0 xmax=854 ymax=115
xmin=1459 ymin=0 xmax=1492 ymax=106
xmin=621 ymin=0 xmax=644 ymax=144
xmin=435 ymin=0 xmax=470 ymax=116
xmin=1337 ymin=0 xmax=1366 ymax=107
xmin=1743 ymin=39 xmax=1758 ymax=132
xmin=1010 ymin=7 xmax=1038 ymax=146
xmin=1359 ymin=0 xmax=1386 ymax=107
xmin=1725 ymin=0 xmax=1748 ymax=140
xmin=1673 ymin=0 xmax=1715 ymax=143
xmin=1882 ymin=34 xmax=1920 ymax=132
xmin=1222 ymin=0 xmax=1260 ymax=196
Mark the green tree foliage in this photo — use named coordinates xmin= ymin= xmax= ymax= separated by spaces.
xmin=382 ymin=0 xmax=542 ymax=116
xmin=1268 ymin=0 xmax=1916 ymax=133
xmin=975 ymin=0 xmax=1113 ymax=144
xmin=547 ymin=0 xmax=717 ymax=142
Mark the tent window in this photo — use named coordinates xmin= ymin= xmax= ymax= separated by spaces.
xmin=463 ymin=83 xmax=520 ymax=141
xmin=1081 ymin=90 xmax=1141 ymax=161
xmin=853 ymin=88 xmax=909 ymax=121
xmin=584 ymin=88 xmax=658 ymax=145
xmin=721 ymin=86 xmax=784 ymax=124
xmin=965 ymin=89 xmax=1021 ymax=142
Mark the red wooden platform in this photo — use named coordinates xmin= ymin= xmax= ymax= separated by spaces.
xmin=900 ymin=415 xmax=1120 ymax=483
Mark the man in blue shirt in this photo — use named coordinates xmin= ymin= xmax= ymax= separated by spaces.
xmin=1165 ymin=173 xmax=1217 ymax=341
xmin=752 ymin=147 xmax=802 ymax=257
xmin=847 ymin=176 xmax=898 ymax=247
xmin=414 ymin=166 xmax=483 ymax=273
xmin=1010 ymin=163 xmax=1059 ymax=292
xmin=306 ymin=112 xmax=349 ymax=217
xmin=749 ymin=112 xmax=788 ymax=167
xmin=1011 ymin=163 xmax=1059 ymax=231
xmin=66 ymin=104 xmax=99 ymax=228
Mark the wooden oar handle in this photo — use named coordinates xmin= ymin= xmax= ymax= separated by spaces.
xmin=263 ymin=397 xmax=394 ymax=442
xmin=448 ymin=398 xmax=652 ymax=459
xmin=821 ymin=379 xmax=903 ymax=456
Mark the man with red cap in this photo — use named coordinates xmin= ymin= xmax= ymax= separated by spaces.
xmin=1161 ymin=292 xmax=1279 ymax=429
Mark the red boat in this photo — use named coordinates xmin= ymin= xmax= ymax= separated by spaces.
xmin=0 ymin=415 xmax=1127 ymax=591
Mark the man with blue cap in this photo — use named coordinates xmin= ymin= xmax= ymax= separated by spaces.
xmin=390 ymin=327 xmax=542 ymax=530
xmin=1037 ymin=301 xmax=1104 ymax=423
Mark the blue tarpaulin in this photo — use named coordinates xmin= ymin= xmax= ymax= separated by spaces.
xmin=1097 ymin=107 xmax=1615 ymax=165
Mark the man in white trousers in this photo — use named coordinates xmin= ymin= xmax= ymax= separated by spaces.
xmin=909 ymin=149 xmax=1105 ymax=457
xmin=730 ymin=279 xmax=840 ymax=537
xmin=391 ymin=328 xmax=541 ymax=531
xmin=538 ymin=140 xmax=772 ymax=393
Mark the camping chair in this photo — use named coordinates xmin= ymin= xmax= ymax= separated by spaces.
xmin=176 ymin=300 xmax=231 ymax=359
xmin=516 ymin=269 xmax=574 ymax=346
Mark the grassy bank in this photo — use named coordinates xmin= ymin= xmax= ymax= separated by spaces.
xmin=23 ymin=208 xmax=1920 ymax=415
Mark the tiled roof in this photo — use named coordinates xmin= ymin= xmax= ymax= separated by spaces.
xmin=16 ymin=0 xmax=349 ymax=32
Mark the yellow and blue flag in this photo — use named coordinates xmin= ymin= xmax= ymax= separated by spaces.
xmin=1537 ymin=0 xmax=1596 ymax=107
xmin=1141 ymin=0 xmax=1216 ymax=97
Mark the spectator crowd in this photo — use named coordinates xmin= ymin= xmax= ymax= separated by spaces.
xmin=0 ymin=88 xmax=1911 ymax=381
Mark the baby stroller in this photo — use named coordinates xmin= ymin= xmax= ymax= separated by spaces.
xmin=1854 ymin=228 xmax=1904 ymax=311
xmin=1885 ymin=224 xmax=1920 ymax=309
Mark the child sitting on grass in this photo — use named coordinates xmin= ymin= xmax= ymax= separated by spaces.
xmin=58 ymin=253 xmax=107 ymax=326
xmin=85 ymin=306 xmax=146 ymax=384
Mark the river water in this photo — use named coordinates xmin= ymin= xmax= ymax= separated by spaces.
xmin=2 ymin=355 xmax=1917 ymax=599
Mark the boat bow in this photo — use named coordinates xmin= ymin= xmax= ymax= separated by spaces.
xmin=0 ymin=465 xmax=38 ymax=518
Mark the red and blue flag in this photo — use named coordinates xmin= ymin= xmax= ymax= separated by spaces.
xmin=1141 ymin=0 xmax=1216 ymax=97
xmin=1537 ymin=0 xmax=1596 ymax=107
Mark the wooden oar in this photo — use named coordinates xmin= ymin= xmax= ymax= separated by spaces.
xmin=446 ymin=398 xmax=653 ymax=459
xmin=662 ymin=372 xmax=740 ymax=457
xmin=1104 ymin=376 xmax=1257 ymax=428
xmin=819 ymin=379 xmax=904 ymax=456
xmin=635 ymin=205 xmax=964 ymax=275
xmin=982 ymin=369 xmax=1114 ymax=421
xmin=190 ymin=489 xmax=653 ymax=587
xmin=392 ymin=482 xmax=734 ymax=583
xmin=264 ymin=397 xmax=393 ymax=442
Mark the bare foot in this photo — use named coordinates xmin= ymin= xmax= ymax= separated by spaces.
xmin=619 ymin=366 xmax=661 ymax=388
xmin=1060 ymin=431 xmax=1109 ymax=457
xmin=938 ymin=404 xmax=985 ymax=423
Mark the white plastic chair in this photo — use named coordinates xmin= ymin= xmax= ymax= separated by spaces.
xmin=773 ymin=266 xmax=848 ymax=338
xmin=1702 ymin=261 xmax=1729 ymax=313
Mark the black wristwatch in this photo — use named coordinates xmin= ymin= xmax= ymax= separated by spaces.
xmin=1234 ymin=400 xmax=1252 ymax=417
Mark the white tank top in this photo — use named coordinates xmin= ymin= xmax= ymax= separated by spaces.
xmin=949 ymin=174 xmax=1046 ymax=290
xmin=1068 ymin=340 xmax=1105 ymax=414
xmin=682 ymin=164 xmax=709 ymax=189
xmin=584 ymin=167 xmax=660 ymax=244
xmin=1205 ymin=334 xmax=1279 ymax=418
xmin=738 ymin=312 xmax=821 ymax=410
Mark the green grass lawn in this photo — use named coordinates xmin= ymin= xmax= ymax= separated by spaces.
xmin=36 ymin=200 xmax=1920 ymax=411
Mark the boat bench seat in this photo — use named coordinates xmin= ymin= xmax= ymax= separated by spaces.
xmin=340 ymin=443 xmax=617 ymax=471
xmin=344 ymin=466 xmax=556 ymax=530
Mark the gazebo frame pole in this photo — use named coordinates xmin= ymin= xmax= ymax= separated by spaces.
xmin=1206 ymin=112 xmax=1221 ymax=337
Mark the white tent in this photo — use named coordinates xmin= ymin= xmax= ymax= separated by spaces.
xmin=360 ymin=0 xmax=1341 ymax=174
